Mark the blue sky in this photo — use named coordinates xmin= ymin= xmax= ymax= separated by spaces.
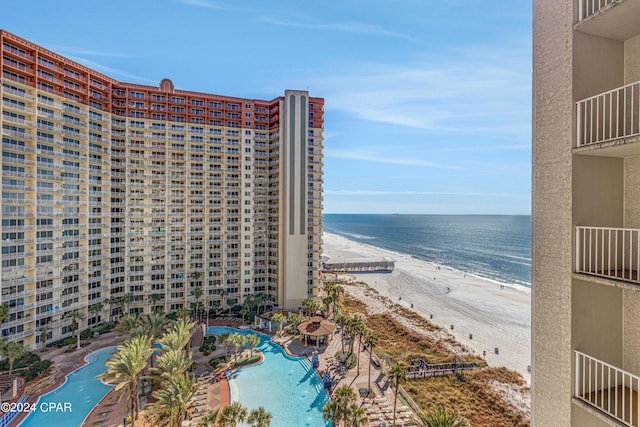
xmin=2 ymin=0 xmax=532 ymax=215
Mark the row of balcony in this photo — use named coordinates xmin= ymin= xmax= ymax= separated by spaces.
xmin=576 ymin=224 xmax=640 ymax=424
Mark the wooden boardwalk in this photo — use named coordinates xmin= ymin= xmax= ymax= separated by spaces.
xmin=406 ymin=361 xmax=483 ymax=380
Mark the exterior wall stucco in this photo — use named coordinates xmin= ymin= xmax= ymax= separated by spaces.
xmin=571 ymin=403 xmax=619 ymax=427
xmin=532 ymin=1 xmax=575 ymax=426
xmin=573 ymin=156 xmax=623 ymax=228
xmin=624 ymin=34 xmax=640 ymax=84
xmin=573 ymin=32 xmax=623 ymax=101
xmin=572 ymin=279 xmax=622 ymax=365
xmin=623 ymin=289 xmax=640 ymax=375
xmin=624 ymin=156 xmax=640 ymax=229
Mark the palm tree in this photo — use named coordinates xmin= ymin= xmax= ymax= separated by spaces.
xmin=219 ymin=332 xmax=231 ymax=361
xmin=191 ymin=285 xmax=203 ymax=322
xmin=345 ymin=403 xmax=368 ymax=427
xmin=332 ymin=384 xmax=357 ymax=424
xmin=245 ymin=334 xmax=260 ymax=357
xmin=64 ymin=310 xmax=85 ymax=350
xmin=88 ymin=302 xmax=103 ymax=324
xmin=97 ymin=335 xmax=153 ymax=427
xmin=238 ymin=305 xmax=251 ymax=323
xmin=229 ymin=334 xmax=247 ymax=363
xmin=354 ymin=322 xmax=365 ymax=376
xmin=147 ymin=373 xmax=196 ymax=427
xmin=36 ymin=324 xmax=52 ymax=352
xmin=122 ymin=292 xmax=135 ymax=315
xmin=253 ymin=293 xmax=270 ymax=315
xmin=388 ymin=362 xmax=407 ymax=427
xmin=149 ymin=293 xmax=164 ymax=312
xmin=302 ymin=298 xmax=321 ymax=316
xmin=197 ymin=410 xmax=220 ymax=427
xmin=413 ymin=406 xmax=468 ymax=427
xmin=333 ymin=384 xmax=356 ymax=405
xmin=270 ymin=312 xmax=287 ymax=335
xmin=247 ymin=406 xmax=272 ymax=427
xmin=175 ymin=307 xmax=190 ymax=319
xmin=137 ymin=312 xmax=168 ymax=368
xmin=288 ymin=313 xmax=305 ymax=338
xmin=150 ymin=348 xmax=192 ymax=384
xmin=363 ymin=331 xmax=379 ymax=393
xmin=330 ymin=285 xmax=345 ymax=315
xmin=218 ymin=401 xmax=248 ymax=427
xmin=138 ymin=312 xmax=169 ymax=340
xmin=334 ymin=314 xmax=348 ymax=354
xmin=2 ymin=341 xmax=26 ymax=374
xmin=347 ymin=315 xmax=363 ymax=357
xmin=322 ymin=401 xmax=340 ymax=427
xmin=0 ymin=305 xmax=9 ymax=331
xmin=322 ymin=296 xmax=333 ymax=318
xmin=117 ymin=313 xmax=141 ymax=333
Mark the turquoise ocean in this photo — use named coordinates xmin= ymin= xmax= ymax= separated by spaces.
xmin=323 ymin=214 xmax=531 ymax=289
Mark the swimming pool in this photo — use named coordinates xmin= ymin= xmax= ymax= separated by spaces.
xmin=18 ymin=346 xmax=116 ymax=427
xmin=208 ymin=327 xmax=331 ymax=427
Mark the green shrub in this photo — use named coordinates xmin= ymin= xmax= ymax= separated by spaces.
xmin=233 ymin=355 xmax=260 ymax=367
xmin=25 ymin=360 xmax=52 ymax=381
xmin=199 ymin=339 xmax=216 ymax=355
xmin=209 ymin=356 xmax=225 ymax=369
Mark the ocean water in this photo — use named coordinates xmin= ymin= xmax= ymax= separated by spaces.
xmin=323 ymin=214 xmax=531 ymax=288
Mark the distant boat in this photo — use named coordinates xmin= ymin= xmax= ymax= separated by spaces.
xmin=392 ymin=213 xmax=400 ymax=215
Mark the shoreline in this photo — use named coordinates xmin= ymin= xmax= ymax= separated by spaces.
xmin=327 ymin=231 xmax=531 ymax=294
xmin=322 ymin=232 xmax=532 ymax=382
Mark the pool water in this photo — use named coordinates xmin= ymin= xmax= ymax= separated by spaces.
xmin=208 ymin=327 xmax=331 ymax=427
xmin=18 ymin=346 xmax=116 ymax=427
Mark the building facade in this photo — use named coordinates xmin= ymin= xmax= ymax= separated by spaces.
xmin=534 ymin=1 xmax=640 ymax=425
xmin=0 ymin=30 xmax=324 ymax=350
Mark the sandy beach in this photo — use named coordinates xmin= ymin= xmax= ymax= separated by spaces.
xmin=322 ymin=232 xmax=532 ymax=382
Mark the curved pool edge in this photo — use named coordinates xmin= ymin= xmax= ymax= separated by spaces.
xmin=207 ymin=325 xmax=331 ymax=425
xmin=15 ymin=346 xmax=116 ymax=427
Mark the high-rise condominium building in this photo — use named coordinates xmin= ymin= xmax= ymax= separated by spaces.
xmin=0 ymin=30 xmax=324 ymax=350
xmin=533 ymin=1 xmax=640 ymax=425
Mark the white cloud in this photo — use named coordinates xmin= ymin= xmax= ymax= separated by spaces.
xmin=63 ymin=55 xmax=157 ymax=85
xmin=293 ymin=45 xmax=531 ymax=137
xmin=260 ymin=17 xmax=415 ymax=40
xmin=326 ymin=147 xmax=463 ymax=170
xmin=178 ymin=0 xmax=222 ymax=9
xmin=325 ymin=189 xmax=527 ymax=198
xmin=50 ymin=46 xmax=129 ymax=58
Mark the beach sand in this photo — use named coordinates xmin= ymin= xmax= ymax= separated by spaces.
xmin=322 ymin=232 xmax=532 ymax=383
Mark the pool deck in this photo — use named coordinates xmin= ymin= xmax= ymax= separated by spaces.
xmin=268 ymin=325 xmax=418 ymax=427
xmin=9 ymin=331 xmax=129 ymax=427
xmin=12 ymin=318 xmax=416 ymax=426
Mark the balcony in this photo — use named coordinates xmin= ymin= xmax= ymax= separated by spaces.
xmin=577 ymin=0 xmax=640 ymax=41
xmin=575 ymin=350 xmax=640 ymax=426
xmin=576 ymin=81 xmax=640 ymax=153
xmin=576 ymin=226 xmax=640 ymax=284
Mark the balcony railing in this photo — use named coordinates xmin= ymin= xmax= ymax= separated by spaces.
xmin=576 ymin=226 xmax=640 ymax=283
xmin=575 ymin=350 xmax=640 ymax=426
xmin=578 ymin=0 xmax=617 ymax=22
xmin=577 ymin=81 xmax=640 ymax=147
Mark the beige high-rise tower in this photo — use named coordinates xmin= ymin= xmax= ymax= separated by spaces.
xmin=0 ymin=31 xmax=324 ymax=350
xmin=533 ymin=1 xmax=640 ymax=425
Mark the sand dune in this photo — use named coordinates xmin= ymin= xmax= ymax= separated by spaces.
xmin=322 ymin=232 xmax=532 ymax=382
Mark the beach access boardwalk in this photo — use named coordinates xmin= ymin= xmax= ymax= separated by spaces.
xmin=323 ymin=256 xmax=395 ymax=273
xmin=405 ymin=360 xmax=484 ymax=380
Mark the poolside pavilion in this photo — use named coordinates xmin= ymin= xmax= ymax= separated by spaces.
xmin=297 ymin=316 xmax=337 ymax=347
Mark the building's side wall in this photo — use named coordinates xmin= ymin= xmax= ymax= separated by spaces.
xmin=280 ymin=90 xmax=311 ymax=309
xmin=532 ymin=1 xmax=575 ymax=425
